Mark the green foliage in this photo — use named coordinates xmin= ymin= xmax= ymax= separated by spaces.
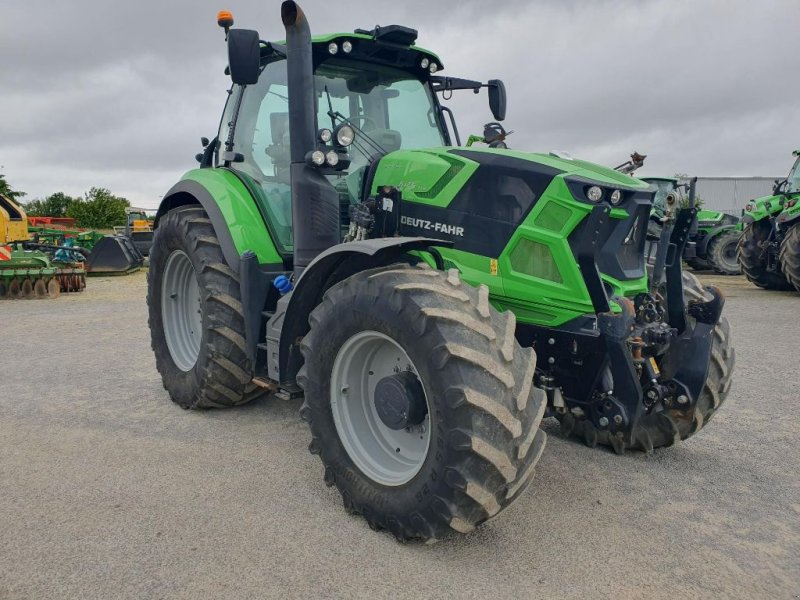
xmin=66 ymin=188 xmax=130 ymax=229
xmin=24 ymin=192 xmax=77 ymax=217
xmin=0 ymin=173 xmax=25 ymax=200
xmin=680 ymin=194 xmax=705 ymax=209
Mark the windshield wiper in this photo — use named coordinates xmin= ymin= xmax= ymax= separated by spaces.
xmin=320 ymin=86 xmax=387 ymax=159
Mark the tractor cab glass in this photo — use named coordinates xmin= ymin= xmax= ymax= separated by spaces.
xmin=787 ymin=157 xmax=800 ymax=193
xmin=313 ymin=58 xmax=445 ymax=205
xmin=219 ymin=56 xmax=445 ymax=254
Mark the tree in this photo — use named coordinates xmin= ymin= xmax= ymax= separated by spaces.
xmin=66 ymin=187 xmax=130 ymax=229
xmin=0 ymin=173 xmax=25 ymax=200
xmin=24 ymin=192 xmax=77 ymax=217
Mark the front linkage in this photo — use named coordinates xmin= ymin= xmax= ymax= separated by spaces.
xmin=524 ymin=198 xmax=724 ymax=453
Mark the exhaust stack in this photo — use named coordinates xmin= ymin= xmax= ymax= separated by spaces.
xmin=281 ymin=0 xmax=340 ymax=277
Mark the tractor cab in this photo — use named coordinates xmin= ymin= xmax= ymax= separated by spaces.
xmin=210 ymin=25 xmax=504 ymax=260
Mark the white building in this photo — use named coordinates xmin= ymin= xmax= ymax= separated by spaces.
xmin=679 ymin=177 xmax=779 ymax=215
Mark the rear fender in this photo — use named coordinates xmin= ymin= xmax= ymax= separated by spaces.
xmin=155 ymin=169 xmax=283 ymax=273
xmin=266 ymin=238 xmax=451 ymax=386
xmin=155 ymin=169 xmax=286 ymax=368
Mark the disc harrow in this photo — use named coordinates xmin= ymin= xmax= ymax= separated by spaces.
xmin=0 ymin=246 xmax=86 ymax=299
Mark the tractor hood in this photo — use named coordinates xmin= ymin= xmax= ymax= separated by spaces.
xmin=369 ymin=146 xmax=652 ymax=209
xmin=742 ymin=193 xmax=786 ymax=223
xmin=696 ymin=209 xmax=737 ymax=227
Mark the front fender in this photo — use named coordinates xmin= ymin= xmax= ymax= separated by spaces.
xmin=741 ymin=193 xmax=785 ymax=227
xmin=267 ymin=237 xmax=452 ymax=386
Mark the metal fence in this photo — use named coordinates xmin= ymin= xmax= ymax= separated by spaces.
xmin=678 ymin=177 xmax=779 ymax=215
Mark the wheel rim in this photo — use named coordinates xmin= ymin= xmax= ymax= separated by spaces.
xmin=720 ymin=239 xmax=739 ymax=271
xmin=330 ymin=330 xmax=432 ymax=486
xmin=161 ymin=250 xmax=203 ymax=372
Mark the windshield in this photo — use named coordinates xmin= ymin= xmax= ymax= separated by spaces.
xmin=314 ymin=58 xmax=445 ymax=166
xmin=787 ymin=157 xmax=800 ymax=193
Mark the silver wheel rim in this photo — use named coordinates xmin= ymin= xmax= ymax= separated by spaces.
xmin=330 ymin=330 xmax=431 ymax=486
xmin=720 ymin=239 xmax=740 ymax=271
xmin=161 ymin=250 xmax=202 ymax=372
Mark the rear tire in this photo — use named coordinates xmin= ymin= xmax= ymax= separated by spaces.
xmin=147 ymin=206 xmax=262 ymax=409
xmin=707 ymin=230 xmax=742 ymax=275
xmin=737 ymin=220 xmax=792 ymax=289
xmin=557 ymin=270 xmax=735 ymax=453
xmin=778 ymin=222 xmax=800 ymax=292
xmin=298 ymin=263 xmax=547 ymax=541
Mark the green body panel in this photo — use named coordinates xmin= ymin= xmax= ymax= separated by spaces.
xmin=370 ymin=150 xmax=479 ymax=207
xmin=181 ymin=169 xmax=283 ymax=264
xmin=742 ymin=193 xmax=785 ymax=223
xmin=695 ymin=209 xmax=741 ymax=234
xmin=747 ymin=149 xmax=800 ymax=225
xmin=778 ymin=193 xmax=800 ymax=225
xmin=372 ymin=147 xmax=649 ymax=326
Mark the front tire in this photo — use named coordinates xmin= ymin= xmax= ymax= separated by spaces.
xmin=738 ymin=220 xmax=792 ymax=289
xmin=147 ymin=206 xmax=260 ymax=409
xmin=778 ymin=223 xmax=800 ymax=292
xmin=707 ymin=230 xmax=742 ymax=275
xmin=298 ymin=263 xmax=547 ymax=541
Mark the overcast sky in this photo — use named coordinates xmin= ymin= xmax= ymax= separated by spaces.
xmin=1 ymin=0 xmax=798 ymax=209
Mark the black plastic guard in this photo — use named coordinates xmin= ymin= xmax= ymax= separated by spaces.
xmin=660 ymin=285 xmax=725 ymax=403
xmin=664 ymin=207 xmax=698 ymax=333
xmin=574 ymin=206 xmax=612 ymax=314
xmin=597 ymin=296 xmax=643 ymax=430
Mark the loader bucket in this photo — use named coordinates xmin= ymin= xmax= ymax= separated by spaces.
xmin=129 ymin=230 xmax=153 ymax=257
xmin=86 ymin=235 xmax=144 ymax=275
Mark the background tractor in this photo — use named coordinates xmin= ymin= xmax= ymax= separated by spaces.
xmin=642 ymin=176 xmax=741 ymax=275
xmin=738 ymin=149 xmax=800 ymax=291
xmin=147 ymin=2 xmax=735 ymax=541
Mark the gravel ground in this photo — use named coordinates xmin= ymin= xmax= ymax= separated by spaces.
xmin=1 ymin=271 xmax=798 ymax=599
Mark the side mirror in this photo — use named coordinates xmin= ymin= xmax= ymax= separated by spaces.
xmin=228 ymin=29 xmax=261 ymax=85
xmin=487 ymin=79 xmax=507 ymax=122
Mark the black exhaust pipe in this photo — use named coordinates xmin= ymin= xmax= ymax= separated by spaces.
xmin=281 ymin=0 xmax=340 ymax=278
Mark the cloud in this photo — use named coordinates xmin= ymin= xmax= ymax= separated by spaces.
xmin=1 ymin=0 xmax=798 ymax=207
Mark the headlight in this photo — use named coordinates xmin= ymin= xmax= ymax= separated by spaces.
xmin=420 ymin=57 xmax=430 ymax=69
xmin=318 ymin=128 xmax=332 ymax=143
xmin=334 ymin=124 xmax=355 ymax=147
xmin=587 ymin=186 xmax=603 ymax=202
xmin=307 ymin=150 xmax=326 ymax=166
xmin=325 ymin=151 xmax=340 ymax=167
xmin=342 ymin=40 xmax=353 ymax=53
xmin=610 ymin=189 xmax=623 ymax=205
xmin=429 ymin=62 xmax=438 ymax=74
xmin=328 ymin=42 xmax=338 ymax=55
xmin=745 ymin=203 xmax=755 ymax=212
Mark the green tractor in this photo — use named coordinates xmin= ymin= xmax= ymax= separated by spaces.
xmin=641 ymin=177 xmax=741 ymax=275
xmin=738 ymin=149 xmax=800 ymax=291
xmin=147 ymin=2 xmax=735 ymax=541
